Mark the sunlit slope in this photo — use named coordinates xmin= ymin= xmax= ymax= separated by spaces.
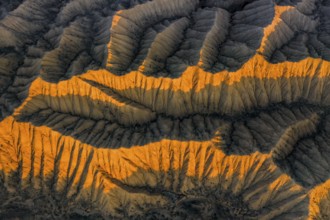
xmin=0 ymin=117 xmax=308 ymax=219
xmin=0 ymin=0 xmax=330 ymax=219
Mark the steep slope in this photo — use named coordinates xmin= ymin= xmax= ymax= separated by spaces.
xmin=0 ymin=0 xmax=330 ymax=219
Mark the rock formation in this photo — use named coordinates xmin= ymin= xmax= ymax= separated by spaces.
xmin=0 ymin=0 xmax=330 ymax=219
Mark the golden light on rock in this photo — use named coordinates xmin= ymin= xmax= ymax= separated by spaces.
xmin=0 ymin=0 xmax=330 ymax=219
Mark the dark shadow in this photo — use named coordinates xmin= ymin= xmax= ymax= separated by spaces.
xmin=16 ymin=91 xmax=327 ymax=150
xmin=0 ymin=144 xmax=103 ymax=219
xmin=0 ymin=142 xmax=310 ymax=219
xmin=0 ymin=0 xmax=153 ymax=122
xmin=15 ymin=76 xmax=330 ymax=188
xmin=97 ymin=152 xmax=309 ymax=219
xmin=0 ymin=0 xmax=70 ymax=122
xmin=100 ymin=0 xmax=274 ymax=77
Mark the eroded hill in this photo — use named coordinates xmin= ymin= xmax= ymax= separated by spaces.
xmin=0 ymin=0 xmax=330 ymax=219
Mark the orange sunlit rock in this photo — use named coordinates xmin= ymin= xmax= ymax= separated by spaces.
xmin=0 ymin=0 xmax=329 ymax=219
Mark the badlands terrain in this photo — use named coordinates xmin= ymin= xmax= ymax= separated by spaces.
xmin=0 ymin=0 xmax=330 ymax=219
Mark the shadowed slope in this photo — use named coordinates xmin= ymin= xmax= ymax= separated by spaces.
xmin=0 ymin=118 xmax=310 ymax=219
xmin=1 ymin=0 xmax=330 ymax=219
